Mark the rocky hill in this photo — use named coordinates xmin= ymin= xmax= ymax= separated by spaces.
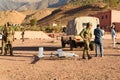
xmin=37 ymin=5 xmax=106 ymax=26
xmin=1 ymin=0 xmax=120 ymax=27
xmin=0 ymin=0 xmax=69 ymax=11
xmin=0 ymin=10 xmax=26 ymax=25
xmin=37 ymin=1 xmax=120 ymax=26
xmin=0 ymin=8 xmax=56 ymax=26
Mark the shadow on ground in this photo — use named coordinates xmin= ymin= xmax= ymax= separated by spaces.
xmin=0 ymin=46 xmax=61 ymax=52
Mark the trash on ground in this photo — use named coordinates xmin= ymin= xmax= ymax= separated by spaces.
xmin=51 ymin=49 xmax=79 ymax=58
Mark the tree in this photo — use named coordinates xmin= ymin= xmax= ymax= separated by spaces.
xmin=103 ymin=0 xmax=119 ymax=7
xmin=30 ymin=19 xmax=37 ymax=26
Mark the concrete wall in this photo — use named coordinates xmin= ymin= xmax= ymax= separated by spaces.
xmin=93 ymin=10 xmax=111 ymax=31
xmin=92 ymin=10 xmax=120 ymax=32
xmin=111 ymin=10 xmax=120 ymax=23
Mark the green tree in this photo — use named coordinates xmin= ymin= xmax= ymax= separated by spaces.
xmin=30 ymin=19 xmax=37 ymax=26
xmin=103 ymin=0 xmax=119 ymax=7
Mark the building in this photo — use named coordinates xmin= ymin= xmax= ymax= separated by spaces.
xmin=92 ymin=10 xmax=120 ymax=32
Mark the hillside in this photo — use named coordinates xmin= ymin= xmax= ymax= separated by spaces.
xmin=37 ymin=5 xmax=106 ymax=26
xmin=1 ymin=1 xmax=120 ymax=27
xmin=36 ymin=0 xmax=120 ymax=26
xmin=0 ymin=8 xmax=57 ymax=26
xmin=22 ymin=8 xmax=57 ymax=23
xmin=0 ymin=0 xmax=69 ymax=11
xmin=0 ymin=10 xmax=26 ymax=26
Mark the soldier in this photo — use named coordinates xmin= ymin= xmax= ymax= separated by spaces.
xmin=12 ymin=29 xmax=15 ymax=41
xmin=80 ymin=22 xmax=92 ymax=60
xmin=21 ymin=28 xmax=25 ymax=42
xmin=1 ymin=24 xmax=7 ymax=55
xmin=4 ymin=22 xmax=14 ymax=56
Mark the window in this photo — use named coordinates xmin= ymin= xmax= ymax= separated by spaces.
xmin=106 ymin=15 xmax=108 ymax=19
xmin=102 ymin=16 xmax=104 ymax=19
xmin=82 ymin=23 xmax=87 ymax=28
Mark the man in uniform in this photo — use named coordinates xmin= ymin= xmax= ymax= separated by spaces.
xmin=12 ymin=29 xmax=15 ymax=41
xmin=1 ymin=24 xmax=7 ymax=55
xmin=21 ymin=28 xmax=25 ymax=42
xmin=80 ymin=22 xmax=92 ymax=59
xmin=4 ymin=22 xmax=14 ymax=56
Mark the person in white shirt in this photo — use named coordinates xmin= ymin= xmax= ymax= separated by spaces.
xmin=111 ymin=23 xmax=116 ymax=48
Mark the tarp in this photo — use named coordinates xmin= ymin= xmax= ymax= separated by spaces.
xmin=66 ymin=16 xmax=100 ymax=36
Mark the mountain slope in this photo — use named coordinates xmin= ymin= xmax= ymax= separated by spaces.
xmin=0 ymin=8 xmax=56 ymax=25
xmin=37 ymin=5 xmax=104 ymax=26
xmin=22 ymin=8 xmax=56 ymax=23
xmin=0 ymin=0 xmax=69 ymax=11
xmin=0 ymin=10 xmax=26 ymax=25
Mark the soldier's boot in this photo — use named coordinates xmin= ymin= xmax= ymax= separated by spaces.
xmin=82 ymin=56 xmax=86 ymax=59
xmin=1 ymin=43 xmax=5 ymax=54
xmin=87 ymin=53 xmax=92 ymax=60
xmin=1 ymin=47 xmax=4 ymax=54
xmin=87 ymin=50 xmax=92 ymax=60
xmin=4 ymin=47 xmax=8 ymax=56
xmin=23 ymin=38 xmax=24 ymax=42
xmin=8 ymin=44 xmax=14 ymax=56
xmin=22 ymin=36 xmax=24 ymax=42
xmin=0 ymin=49 xmax=4 ymax=55
xmin=10 ymin=53 xmax=13 ymax=56
xmin=10 ymin=50 xmax=13 ymax=56
xmin=82 ymin=51 xmax=86 ymax=59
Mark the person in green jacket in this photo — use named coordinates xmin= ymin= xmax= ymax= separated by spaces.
xmin=80 ymin=22 xmax=92 ymax=60
xmin=4 ymin=22 xmax=14 ymax=56
xmin=1 ymin=24 xmax=7 ymax=55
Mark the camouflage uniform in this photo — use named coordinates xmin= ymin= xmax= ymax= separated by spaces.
xmin=80 ymin=23 xmax=92 ymax=59
xmin=12 ymin=30 xmax=15 ymax=41
xmin=21 ymin=29 xmax=25 ymax=42
xmin=1 ymin=25 xmax=7 ymax=54
xmin=4 ymin=22 xmax=14 ymax=56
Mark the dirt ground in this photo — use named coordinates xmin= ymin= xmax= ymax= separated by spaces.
xmin=0 ymin=33 xmax=120 ymax=80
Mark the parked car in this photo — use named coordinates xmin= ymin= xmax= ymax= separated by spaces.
xmin=61 ymin=16 xmax=100 ymax=50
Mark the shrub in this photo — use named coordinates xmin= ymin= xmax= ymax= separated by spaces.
xmin=27 ymin=26 xmax=41 ymax=31
xmin=13 ymin=26 xmax=21 ymax=31
xmin=40 ymin=25 xmax=62 ymax=33
xmin=30 ymin=19 xmax=37 ymax=26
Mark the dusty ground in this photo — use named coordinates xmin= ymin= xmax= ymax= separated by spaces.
xmin=0 ymin=33 xmax=120 ymax=80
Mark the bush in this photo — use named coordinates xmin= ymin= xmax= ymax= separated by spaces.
xmin=0 ymin=25 xmax=62 ymax=32
xmin=40 ymin=26 xmax=62 ymax=33
xmin=30 ymin=19 xmax=37 ymax=26
xmin=13 ymin=26 xmax=21 ymax=31
xmin=27 ymin=26 xmax=41 ymax=31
